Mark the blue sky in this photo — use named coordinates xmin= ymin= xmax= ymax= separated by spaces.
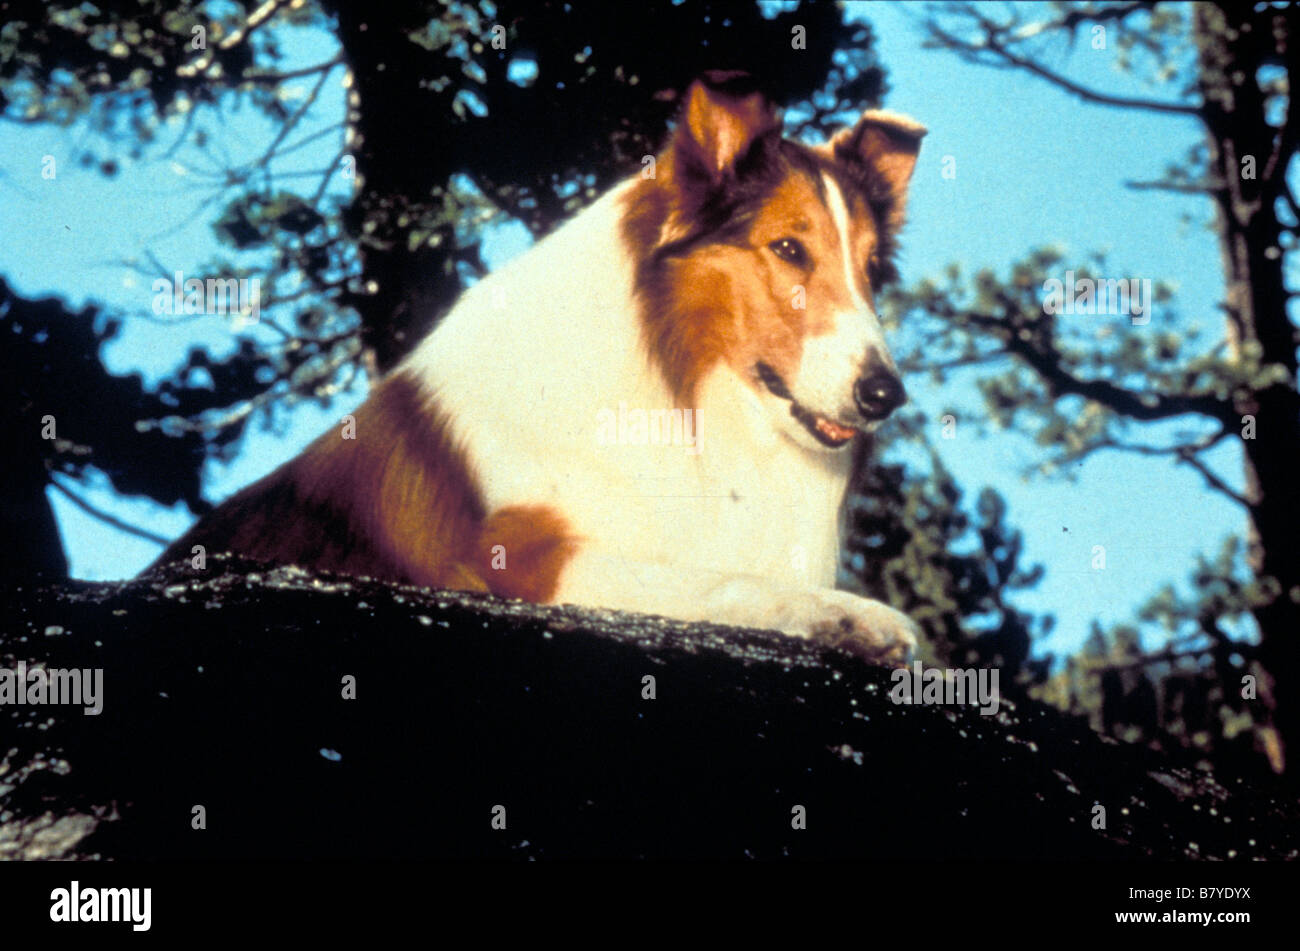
xmin=0 ymin=1 xmax=1256 ymax=661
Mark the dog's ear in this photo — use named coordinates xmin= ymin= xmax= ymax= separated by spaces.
xmin=832 ymin=110 xmax=926 ymax=228
xmin=673 ymin=71 xmax=779 ymax=181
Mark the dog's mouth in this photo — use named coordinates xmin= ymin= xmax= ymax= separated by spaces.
xmin=755 ymin=362 xmax=859 ymax=449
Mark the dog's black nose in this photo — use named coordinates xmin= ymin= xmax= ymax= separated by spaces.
xmin=853 ymin=370 xmax=906 ymax=421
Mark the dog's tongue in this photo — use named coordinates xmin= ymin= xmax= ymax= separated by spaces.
xmin=815 ymin=417 xmax=858 ymax=442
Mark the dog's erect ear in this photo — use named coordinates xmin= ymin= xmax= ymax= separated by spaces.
xmin=832 ymin=110 xmax=927 ymax=223
xmin=673 ymin=72 xmax=779 ymax=181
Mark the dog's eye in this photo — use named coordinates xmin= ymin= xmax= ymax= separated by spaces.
xmin=768 ymin=238 xmax=809 ymax=268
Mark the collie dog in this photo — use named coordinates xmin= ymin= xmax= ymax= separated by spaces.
xmin=155 ymin=74 xmax=926 ymax=664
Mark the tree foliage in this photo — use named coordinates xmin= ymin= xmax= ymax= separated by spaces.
xmin=844 ymin=416 xmax=1052 ymax=688
xmin=0 ymin=0 xmax=888 ymax=565
xmin=915 ymin=0 xmax=1300 ymax=776
xmin=7 ymin=0 xmax=1183 ymax=771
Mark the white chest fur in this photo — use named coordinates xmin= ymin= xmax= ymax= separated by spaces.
xmin=403 ymin=179 xmax=849 ymax=590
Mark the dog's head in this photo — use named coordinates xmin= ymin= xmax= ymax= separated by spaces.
xmin=626 ymin=73 xmax=925 ymax=451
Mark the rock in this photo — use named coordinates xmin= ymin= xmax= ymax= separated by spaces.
xmin=1 ymin=555 xmax=1296 ymax=860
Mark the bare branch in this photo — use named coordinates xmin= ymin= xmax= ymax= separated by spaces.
xmin=1068 ymin=429 xmax=1253 ymax=507
xmin=253 ymin=63 xmax=340 ymax=173
xmin=311 ymin=148 xmax=349 ymax=205
xmin=272 ymin=122 xmax=347 ymax=162
xmin=1280 ymin=179 xmax=1300 ymax=226
xmin=1014 ymin=2 xmax=1157 ymax=40
xmin=1125 ymin=178 xmax=1217 ymax=194
xmin=923 ymin=5 xmax=1199 ymax=117
xmin=1177 ymin=450 xmax=1254 ymax=508
xmin=48 ymin=476 xmax=169 ymax=547
xmin=241 ymin=55 xmax=346 ymax=88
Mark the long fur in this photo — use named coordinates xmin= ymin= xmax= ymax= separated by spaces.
xmin=154 ymin=76 xmax=928 ymax=664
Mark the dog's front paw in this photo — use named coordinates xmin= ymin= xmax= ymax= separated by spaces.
xmin=798 ymin=590 xmax=918 ymax=667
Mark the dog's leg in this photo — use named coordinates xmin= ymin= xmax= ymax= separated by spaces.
xmin=553 ymin=548 xmax=918 ymax=665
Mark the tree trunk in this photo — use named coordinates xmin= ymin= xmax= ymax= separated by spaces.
xmin=0 ymin=448 xmax=68 ymax=582
xmin=324 ymin=0 xmax=468 ymax=374
xmin=1196 ymin=2 xmax=1300 ymax=775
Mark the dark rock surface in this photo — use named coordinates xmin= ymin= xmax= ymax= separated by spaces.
xmin=1 ymin=555 xmax=1296 ymax=860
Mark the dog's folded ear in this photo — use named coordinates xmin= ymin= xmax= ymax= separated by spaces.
xmin=832 ymin=110 xmax=927 ymax=233
xmin=673 ymin=71 xmax=780 ymax=182
xmin=832 ymin=110 xmax=927 ymax=196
